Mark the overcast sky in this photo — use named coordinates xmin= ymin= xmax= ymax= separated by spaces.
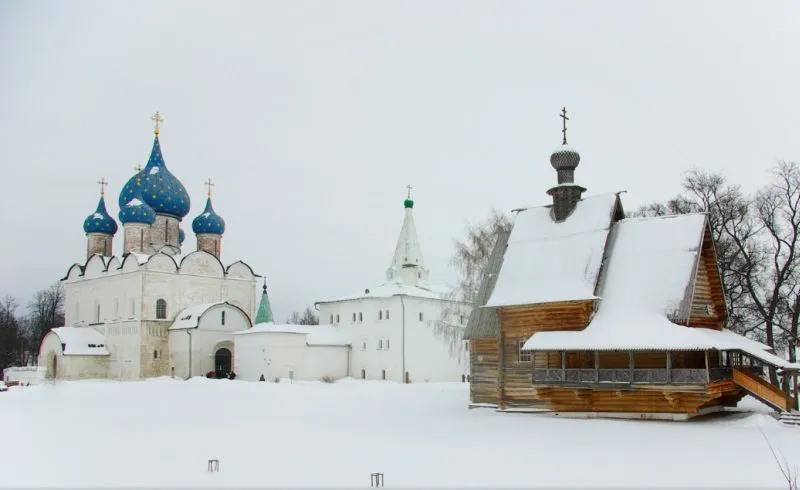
xmin=1 ymin=1 xmax=798 ymax=321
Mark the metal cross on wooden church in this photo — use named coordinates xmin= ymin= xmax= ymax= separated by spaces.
xmin=151 ymin=111 xmax=164 ymax=135
xmin=97 ymin=177 xmax=108 ymax=196
xmin=205 ymin=178 xmax=215 ymax=197
xmin=560 ymin=106 xmax=569 ymax=145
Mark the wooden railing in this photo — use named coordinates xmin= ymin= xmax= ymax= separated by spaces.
xmin=532 ymin=368 xmax=731 ymax=386
xmin=732 ymin=368 xmax=792 ymax=412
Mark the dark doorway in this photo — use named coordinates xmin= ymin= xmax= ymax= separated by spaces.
xmin=214 ymin=348 xmax=232 ymax=378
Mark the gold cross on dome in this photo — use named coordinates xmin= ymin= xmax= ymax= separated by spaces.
xmin=560 ymin=106 xmax=569 ymax=145
xmin=406 ymin=184 xmax=412 ymax=199
xmin=134 ymin=164 xmax=143 ymax=185
xmin=205 ymin=178 xmax=215 ymax=197
xmin=97 ymin=177 xmax=108 ymax=196
xmin=151 ymin=111 xmax=164 ymax=135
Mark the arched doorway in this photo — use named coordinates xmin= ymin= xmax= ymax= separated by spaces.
xmin=214 ymin=348 xmax=232 ymax=378
xmin=46 ymin=351 xmax=58 ymax=379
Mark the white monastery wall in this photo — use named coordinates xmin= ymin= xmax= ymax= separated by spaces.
xmin=233 ymin=332 xmax=350 ymax=382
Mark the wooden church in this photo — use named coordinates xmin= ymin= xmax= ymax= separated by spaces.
xmin=464 ymin=109 xmax=800 ymax=420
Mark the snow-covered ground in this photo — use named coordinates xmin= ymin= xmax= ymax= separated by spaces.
xmin=1 ymin=378 xmax=798 ymax=488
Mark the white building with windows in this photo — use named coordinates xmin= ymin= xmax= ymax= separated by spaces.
xmin=315 ymin=195 xmax=471 ymax=383
xmin=38 ymin=119 xmax=258 ymax=380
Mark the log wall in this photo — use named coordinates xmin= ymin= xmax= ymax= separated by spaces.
xmin=688 ymin=225 xmax=727 ymax=330
xmin=532 ymin=379 xmax=745 ymax=414
xmin=469 ymin=338 xmax=499 ymax=405
xmin=499 ymin=301 xmax=594 ymax=407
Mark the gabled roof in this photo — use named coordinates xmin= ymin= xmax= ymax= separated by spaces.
xmin=315 ymin=281 xmax=451 ymax=305
xmin=463 ymin=227 xmax=511 ymax=339
xmin=485 ymin=193 xmax=622 ymax=308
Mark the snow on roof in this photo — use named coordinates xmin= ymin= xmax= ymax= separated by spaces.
xmin=235 ymin=322 xmax=350 ymax=346
xmin=317 ymin=281 xmax=450 ymax=304
xmin=130 ymin=252 xmax=150 ymax=265
xmin=169 ymin=302 xmax=224 ymax=330
xmin=522 ymin=212 xmax=800 ymax=370
xmin=485 ymin=193 xmax=620 ymax=308
xmin=51 ymin=327 xmax=109 ymax=356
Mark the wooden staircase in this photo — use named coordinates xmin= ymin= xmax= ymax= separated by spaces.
xmin=777 ymin=411 xmax=800 ymax=428
xmin=732 ymin=368 xmax=794 ymax=412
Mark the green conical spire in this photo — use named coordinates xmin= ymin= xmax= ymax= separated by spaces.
xmin=255 ymin=279 xmax=274 ymax=324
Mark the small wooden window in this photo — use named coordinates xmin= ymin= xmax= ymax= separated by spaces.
xmin=518 ymin=340 xmax=532 ymax=363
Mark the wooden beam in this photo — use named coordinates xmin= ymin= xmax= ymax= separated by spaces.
xmin=498 ymin=328 xmax=505 ymax=409
xmin=594 ymin=351 xmax=600 ymax=382
xmin=562 ymin=351 xmax=566 ymax=381
xmin=666 ymin=351 xmax=672 ymax=384
xmin=629 ymin=351 xmax=634 ymax=382
xmin=705 ymin=350 xmax=711 ymax=383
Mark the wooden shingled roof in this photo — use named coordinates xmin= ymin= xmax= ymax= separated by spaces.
xmin=463 ymin=227 xmax=511 ymax=339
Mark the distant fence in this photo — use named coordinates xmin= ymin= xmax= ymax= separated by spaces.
xmin=3 ymin=367 xmax=47 ymax=385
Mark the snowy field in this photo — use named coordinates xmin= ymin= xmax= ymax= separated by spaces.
xmin=1 ymin=378 xmax=799 ymax=488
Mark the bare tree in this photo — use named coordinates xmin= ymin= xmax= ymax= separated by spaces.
xmin=28 ymin=282 xmax=65 ymax=345
xmin=286 ymin=306 xmax=319 ymax=325
xmin=447 ymin=208 xmax=513 ymax=306
xmin=437 ymin=209 xmax=513 ymax=360
xmin=760 ymin=427 xmax=798 ymax=490
xmin=0 ymin=295 xmax=21 ymax=371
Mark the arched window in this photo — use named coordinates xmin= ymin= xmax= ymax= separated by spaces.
xmin=153 ymin=349 xmax=159 ymax=359
xmin=336 ymin=314 xmax=340 ymax=323
xmin=379 ymin=310 xmax=383 ymax=320
xmin=382 ymin=369 xmax=386 ymax=380
xmin=358 ymin=312 xmax=363 ymax=322
xmin=361 ymin=369 xmax=366 ymax=379
xmin=418 ymin=312 xmax=424 ymax=322
xmin=156 ymin=299 xmax=167 ymax=319
xmin=385 ymin=309 xmax=390 ymax=320
xmin=221 ymin=310 xmax=226 ymax=325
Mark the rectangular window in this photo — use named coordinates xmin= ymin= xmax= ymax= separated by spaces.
xmin=378 ymin=339 xmax=384 ymax=350
xmin=386 ymin=339 xmax=390 ymax=350
xmin=336 ymin=314 xmax=340 ymax=323
xmin=353 ymin=313 xmax=356 ymax=322
xmin=379 ymin=310 xmax=383 ymax=320
xmin=386 ymin=309 xmax=390 ymax=320
xmin=330 ymin=314 xmax=334 ymax=323
xmin=419 ymin=312 xmax=424 ymax=322
xmin=359 ymin=312 xmax=363 ymax=322
xmin=518 ymin=340 xmax=532 ymax=363
xmin=221 ymin=311 xmax=226 ymax=326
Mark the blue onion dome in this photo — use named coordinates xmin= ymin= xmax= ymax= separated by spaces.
xmin=118 ymin=183 xmax=156 ymax=225
xmin=83 ymin=196 xmax=118 ymax=235
xmin=118 ymin=135 xmax=191 ymax=219
xmin=178 ymin=228 xmax=186 ymax=244
xmin=192 ymin=198 xmax=226 ymax=235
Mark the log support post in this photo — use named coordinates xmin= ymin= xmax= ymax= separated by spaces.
xmin=594 ymin=351 xmax=600 ymax=382
xmin=704 ymin=350 xmax=711 ymax=384
xmin=666 ymin=351 xmax=672 ymax=384
xmin=498 ymin=329 xmax=506 ymax=410
xmin=561 ymin=351 xmax=566 ymax=381
xmin=629 ymin=351 xmax=634 ymax=381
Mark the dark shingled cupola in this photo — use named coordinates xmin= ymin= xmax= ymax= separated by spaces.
xmin=546 ymin=107 xmax=586 ymax=221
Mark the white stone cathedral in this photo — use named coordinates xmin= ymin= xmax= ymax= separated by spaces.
xmin=38 ymin=115 xmax=258 ymax=380
xmin=315 ymin=192 xmax=472 ymax=383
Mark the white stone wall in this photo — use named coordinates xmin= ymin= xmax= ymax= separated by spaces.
xmin=37 ymin=332 xmax=110 ymax=380
xmin=319 ymin=295 xmax=470 ymax=383
xmin=233 ymin=332 xmax=350 ymax=382
xmin=169 ymin=303 xmax=250 ymax=379
xmin=60 ymin=250 xmax=257 ymax=380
